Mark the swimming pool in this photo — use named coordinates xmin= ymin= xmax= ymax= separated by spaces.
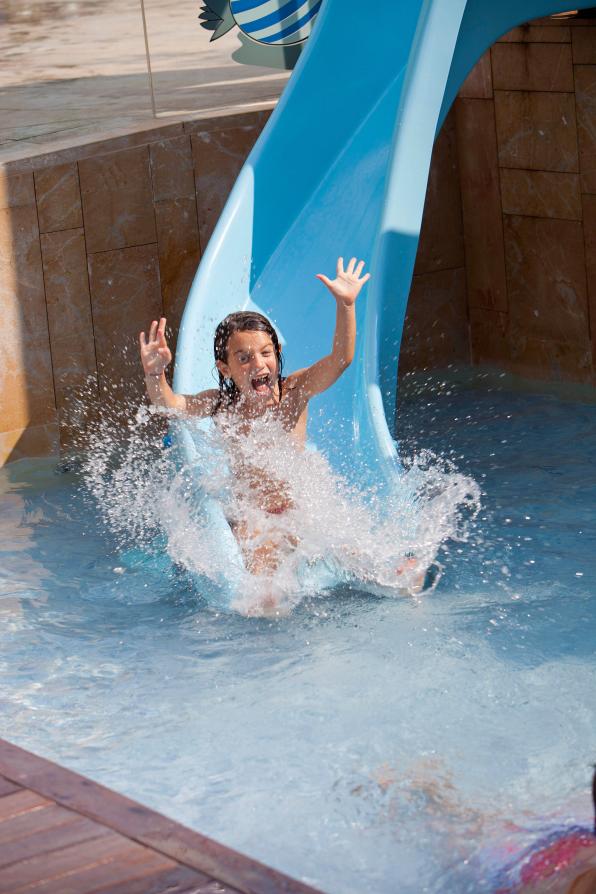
xmin=1 ymin=379 xmax=595 ymax=892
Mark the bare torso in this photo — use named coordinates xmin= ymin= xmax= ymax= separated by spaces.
xmin=209 ymin=373 xmax=309 ymax=517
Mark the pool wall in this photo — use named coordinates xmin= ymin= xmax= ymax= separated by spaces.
xmin=1 ymin=12 xmax=595 ymax=466
xmin=401 ymin=12 xmax=596 ymax=388
xmin=0 ymin=110 xmax=271 ymax=465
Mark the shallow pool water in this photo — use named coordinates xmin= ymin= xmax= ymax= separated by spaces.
xmin=1 ymin=381 xmax=595 ymax=893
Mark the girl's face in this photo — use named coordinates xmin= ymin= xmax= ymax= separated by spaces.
xmin=217 ymin=329 xmax=279 ymax=402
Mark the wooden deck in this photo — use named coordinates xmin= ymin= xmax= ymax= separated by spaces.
xmin=0 ymin=738 xmax=322 ymax=894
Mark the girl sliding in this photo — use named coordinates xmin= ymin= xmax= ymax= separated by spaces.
xmin=139 ymin=257 xmax=371 ymax=587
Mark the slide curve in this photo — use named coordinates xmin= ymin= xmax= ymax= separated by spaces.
xmin=173 ymin=0 xmax=593 ymax=564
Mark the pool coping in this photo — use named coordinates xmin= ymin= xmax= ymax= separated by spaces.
xmin=0 ymin=737 xmax=323 ymax=894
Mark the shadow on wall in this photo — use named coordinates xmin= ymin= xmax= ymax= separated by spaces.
xmin=0 ymin=110 xmax=270 ymax=465
xmin=398 ymin=107 xmax=469 ymax=377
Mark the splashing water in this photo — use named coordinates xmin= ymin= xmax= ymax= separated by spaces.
xmin=82 ymin=404 xmax=480 ymax=615
xmin=4 ymin=382 xmax=596 ymax=893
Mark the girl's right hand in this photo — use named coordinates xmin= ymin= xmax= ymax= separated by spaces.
xmin=139 ymin=317 xmax=172 ymax=377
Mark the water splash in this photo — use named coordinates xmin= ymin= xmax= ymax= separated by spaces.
xmin=81 ymin=405 xmax=480 ymax=615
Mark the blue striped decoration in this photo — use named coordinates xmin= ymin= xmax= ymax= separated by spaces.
xmin=230 ymin=0 xmax=320 ymax=46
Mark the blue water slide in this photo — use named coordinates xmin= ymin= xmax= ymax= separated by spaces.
xmin=174 ymin=0 xmax=593 ymax=563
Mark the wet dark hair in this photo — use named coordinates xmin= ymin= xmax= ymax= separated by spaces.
xmin=212 ymin=311 xmax=283 ymax=415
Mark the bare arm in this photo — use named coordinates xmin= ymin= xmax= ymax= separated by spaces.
xmin=290 ymin=257 xmax=369 ymax=401
xmin=139 ymin=317 xmax=219 ymax=418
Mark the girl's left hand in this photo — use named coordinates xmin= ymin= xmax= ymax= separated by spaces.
xmin=316 ymin=257 xmax=370 ymax=306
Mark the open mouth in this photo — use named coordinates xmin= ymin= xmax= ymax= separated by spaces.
xmin=251 ymin=374 xmax=271 ymax=394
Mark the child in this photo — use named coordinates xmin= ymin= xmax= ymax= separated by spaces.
xmin=140 ymin=257 xmax=372 ymax=581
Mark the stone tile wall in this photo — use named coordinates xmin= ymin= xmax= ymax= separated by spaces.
xmin=438 ymin=13 xmax=596 ymax=386
xmin=399 ymin=108 xmax=469 ymax=374
xmin=0 ymin=113 xmax=268 ymax=465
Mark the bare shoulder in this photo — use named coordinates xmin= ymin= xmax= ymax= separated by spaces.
xmin=280 ymin=373 xmax=309 ymax=437
xmin=184 ymin=388 xmax=220 ymax=417
xmin=283 ymin=369 xmax=308 ymax=391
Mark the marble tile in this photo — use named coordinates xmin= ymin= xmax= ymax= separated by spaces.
xmin=415 ymin=110 xmax=464 ymax=275
xmin=0 ymin=422 xmax=60 ymax=465
xmin=150 ymin=135 xmax=195 ymax=203
xmin=192 ymin=124 xmax=262 ymax=248
xmin=88 ymin=244 xmax=163 ymax=410
xmin=5 ymin=114 xmax=271 ymax=177
xmin=500 ymin=169 xmax=582 ymax=220
xmin=494 ymin=90 xmax=579 ymax=172
xmin=505 ymin=327 xmax=593 ymax=383
xmin=571 ymin=24 xmax=596 ymax=63
xmin=504 ymin=215 xmax=589 ymax=344
xmin=79 ymin=146 xmax=157 ymax=253
xmin=455 ymin=98 xmax=507 ymax=311
xmin=498 ymin=23 xmax=571 ymax=43
xmin=155 ymin=197 xmax=201 ymax=336
xmin=582 ymin=194 xmax=596 ymax=376
xmin=399 ymin=268 xmax=470 ymax=373
xmin=0 ymin=202 xmax=47 ymax=340
xmin=0 ymin=168 xmax=56 ymax=438
xmin=34 ymin=163 xmax=83 ymax=233
xmin=3 ymin=113 xmax=269 ymax=177
xmin=491 ymin=43 xmax=574 ymax=92
xmin=40 ymin=228 xmax=98 ymax=432
xmin=184 ymin=109 xmax=271 ymax=136
xmin=0 ymin=171 xmax=36 ymax=208
xmin=458 ymin=52 xmax=493 ymax=99
xmin=469 ymin=308 xmax=508 ymax=367
xmin=0 ymin=331 xmax=56 ymax=432
xmin=575 ymin=65 xmax=596 ymax=194
xmin=5 ymin=122 xmax=186 ymax=176
xmin=471 ymin=313 xmax=591 ymax=387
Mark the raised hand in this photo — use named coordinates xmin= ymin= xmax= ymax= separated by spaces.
xmin=139 ymin=317 xmax=172 ymax=377
xmin=316 ymin=257 xmax=370 ymax=306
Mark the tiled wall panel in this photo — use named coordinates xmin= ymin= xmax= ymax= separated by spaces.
xmin=575 ymin=64 xmax=596 ymax=194
xmin=0 ymin=113 xmax=268 ymax=463
xmin=494 ymin=90 xmax=579 ymax=173
xmin=491 ymin=43 xmax=574 ymax=92
xmin=34 ymin=164 xmax=83 ymax=233
xmin=40 ymin=227 xmax=98 ymax=445
xmin=79 ymin=146 xmax=157 ymax=253
xmin=414 ymin=110 xmax=464 ymax=276
xmin=88 ymin=243 xmax=163 ymax=411
xmin=504 ymin=215 xmax=589 ymax=344
xmin=499 ymin=169 xmax=582 ymax=220
xmin=571 ymin=26 xmax=596 ymax=64
xmin=149 ymin=135 xmax=196 ymax=203
xmin=0 ymin=171 xmax=57 ymax=463
xmin=454 ymin=16 xmax=596 ymax=387
xmin=458 ymin=51 xmax=493 ymax=99
xmin=400 ymin=268 xmax=469 ymax=374
xmin=498 ymin=24 xmax=571 ymax=44
xmin=154 ymin=197 xmax=201 ymax=335
xmin=455 ymin=98 xmax=507 ymax=312
xmin=191 ymin=118 xmax=265 ymax=248
xmin=582 ymin=194 xmax=596 ymax=365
